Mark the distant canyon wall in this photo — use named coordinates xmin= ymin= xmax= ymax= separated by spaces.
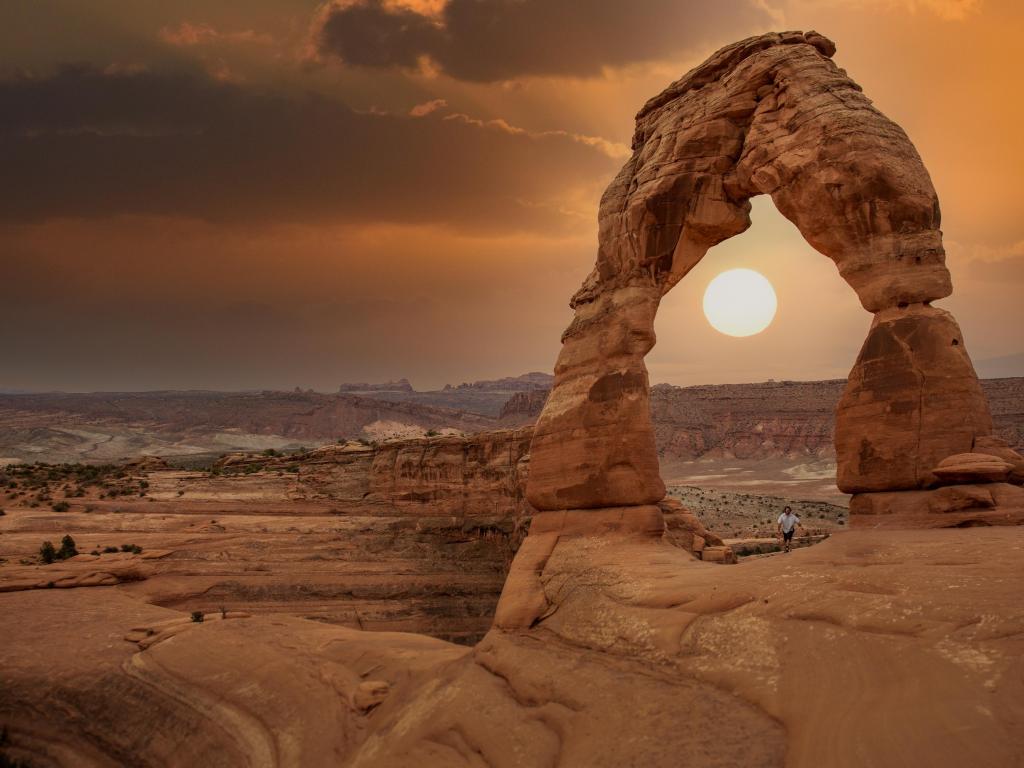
xmin=651 ymin=378 xmax=1024 ymax=462
xmin=1 ymin=378 xmax=1020 ymax=466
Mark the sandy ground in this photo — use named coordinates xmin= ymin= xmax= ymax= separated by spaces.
xmin=0 ymin=527 xmax=1021 ymax=767
xmin=661 ymin=456 xmax=848 ymax=503
xmin=0 ymin=466 xmax=512 ymax=645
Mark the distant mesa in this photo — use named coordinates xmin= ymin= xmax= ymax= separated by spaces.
xmin=336 ymin=372 xmax=555 ymax=419
xmin=338 ymin=378 xmax=414 ymax=394
xmin=442 ymin=372 xmax=554 ymax=392
xmin=336 ymin=372 xmax=554 ymax=395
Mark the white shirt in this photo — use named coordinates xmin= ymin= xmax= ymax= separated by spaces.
xmin=778 ymin=512 xmax=800 ymax=533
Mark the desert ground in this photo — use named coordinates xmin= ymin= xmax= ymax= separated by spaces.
xmin=2 ymin=520 xmax=1021 ymax=767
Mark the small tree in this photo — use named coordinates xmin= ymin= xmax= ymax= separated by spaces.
xmin=39 ymin=541 xmax=57 ymax=564
xmin=58 ymin=534 xmax=78 ymax=560
xmin=191 ymin=611 xmax=204 ymax=623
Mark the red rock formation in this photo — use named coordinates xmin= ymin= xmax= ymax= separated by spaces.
xmin=300 ymin=429 xmax=535 ymax=519
xmin=836 ymin=306 xmax=991 ymax=492
xmin=498 ymin=390 xmax=549 ymax=426
xmin=524 ymin=30 xmax=1002 ymax=529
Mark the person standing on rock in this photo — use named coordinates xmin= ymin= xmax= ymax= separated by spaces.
xmin=777 ymin=506 xmax=800 ymax=553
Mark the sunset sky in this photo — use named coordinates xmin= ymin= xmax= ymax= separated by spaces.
xmin=2 ymin=0 xmax=1021 ymax=392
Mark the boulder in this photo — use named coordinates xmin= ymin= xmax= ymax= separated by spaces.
xmin=933 ymin=453 xmax=1013 ymax=484
xmin=972 ymin=436 xmax=1024 ymax=484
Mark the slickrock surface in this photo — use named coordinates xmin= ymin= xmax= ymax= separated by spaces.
xmin=0 ymin=430 xmax=536 ymax=644
xmin=2 ymin=528 xmax=1021 ymax=767
xmin=528 ymin=30 xmax=993 ymax=512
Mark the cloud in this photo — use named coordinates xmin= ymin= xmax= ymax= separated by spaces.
xmin=313 ymin=0 xmax=773 ymax=81
xmin=0 ymin=217 xmax=589 ymax=391
xmin=409 ymin=97 xmax=447 ymax=116
xmin=0 ymin=64 xmax=617 ymax=230
xmin=159 ymin=21 xmax=274 ymax=47
xmin=443 ymin=112 xmax=630 ymax=159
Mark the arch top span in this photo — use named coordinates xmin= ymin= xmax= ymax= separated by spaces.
xmin=587 ymin=29 xmax=949 ymax=314
xmin=526 ymin=31 xmax=993 ymax=513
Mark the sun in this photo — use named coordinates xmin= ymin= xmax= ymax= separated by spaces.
xmin=702 ymin=268 xmax=777 ymax=337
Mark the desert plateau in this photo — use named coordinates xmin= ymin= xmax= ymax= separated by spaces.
xmin=3 ymin=7 xmax=1024 ymax=768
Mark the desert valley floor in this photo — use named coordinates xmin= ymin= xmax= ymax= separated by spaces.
xmin=1 ymin=375 xmax=1022 ymax=766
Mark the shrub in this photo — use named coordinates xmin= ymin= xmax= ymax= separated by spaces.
xmin=191 ymin=611 xmax=204 ymax=623
xmin=39 ymin=541 xmax=57 ymax=564
xmin=58 ymin=535 xmax=78 ymax=559
xmin=51 ymin=501 xmax=70 ymax=512
xmin=103 ymin=546 xmax=119 ymax=553
xmin=120 ymin=544 xmax=143 ymax=554
xmin=425 ymin=429 xmax=439 ymax=437
xmin=262 ymin=448 xmax=278 ymax=457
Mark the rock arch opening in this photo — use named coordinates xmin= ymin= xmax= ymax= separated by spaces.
xmin=647 ymin=195 xmax=865 ymax=385
xmin=524 ymin=31 xmax=1006 ymax=524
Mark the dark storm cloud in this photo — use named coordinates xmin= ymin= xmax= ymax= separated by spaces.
xmin=315 ymin=0 xmax=773 ymax=82
xmin=0 ymin=64 xmax=616 ymax=228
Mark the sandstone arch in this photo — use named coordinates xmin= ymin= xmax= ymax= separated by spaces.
xmin=525 ymin=30 xmax=995 ymax=514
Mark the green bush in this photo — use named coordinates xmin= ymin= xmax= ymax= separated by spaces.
xmin=39 ymin=541 xmax=57 ymax=564
xmin=51 ymin=501 xmax=70 ymax=512
xmin=191 ymin=611 xmax=204 ymax=623
xmin=120 ymin=544 xmax=143 ymax=554
xmin=58 ymin=535 xmax=78 ymax=559
xmin=103 ymin=546 xmax=119 ymax=553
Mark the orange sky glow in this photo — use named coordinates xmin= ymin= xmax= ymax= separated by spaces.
xmin=1 ymin=0 xmax=1021 ymax=391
